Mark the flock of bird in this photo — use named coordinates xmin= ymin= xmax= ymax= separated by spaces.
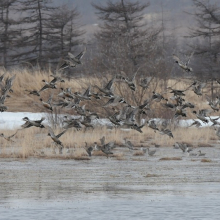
xmin=0 ymin=48 xmax=219 ymax=158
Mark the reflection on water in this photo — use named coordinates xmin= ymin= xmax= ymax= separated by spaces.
xmin=0 ymin=146 xmax=220 ymax=219
xmin=1 ymin=194 xmax=220 ymax=220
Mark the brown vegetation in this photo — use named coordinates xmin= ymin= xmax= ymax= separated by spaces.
xmin=201 ymin=159 xmax=212 ymax=163
xmin=113 ymin=153 xmax=125 ymax=160
xmin=0 ymin=69 xmax=219 ymax=160
xmin=197 ymin=143 xmax=214 ymax=148
xmin=159 ymin=157 xmax=182 ymax=161
xmin=1 ymin=68 xmax=214 ymax=116
xmin=0 ymin=120 xmax=218 ymax=159
xmin=133 ymin=151 xmax=144 ymax=156
xmin=145 ymin=174 xmax=160 ymax=178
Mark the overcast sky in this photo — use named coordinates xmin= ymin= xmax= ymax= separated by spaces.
xmin=52 ymin=0 xmax=218 ymax=41
xmin=53 ymin=0 xmax=193 ymax=24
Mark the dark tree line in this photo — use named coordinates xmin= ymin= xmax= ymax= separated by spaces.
xmin=0 ymin=0 xmax=18 ymax=67
xmin=185 ymin=0 xmax=220 ymax=100
xmin=0 ymin=0 xmax=220 ymax=83
xmin=0 ymin=0 xmax=84 ymax=68
xmin=187 ymin=0 xmax=220 ymax=75
xmin=91 ymin=0 xmax=163 ymax=76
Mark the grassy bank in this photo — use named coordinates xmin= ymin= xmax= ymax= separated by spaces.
xmin=0 ymin=125 xmax=216 ymax=159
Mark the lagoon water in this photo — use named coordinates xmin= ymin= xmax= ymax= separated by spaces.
xmin=0 ymin=147 xmax=220 ymax=219
xmin=1 ymin=193 xmax=220 ymax=220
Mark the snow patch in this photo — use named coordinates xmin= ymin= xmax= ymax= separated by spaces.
xmin=0 ymin=112 xmax=218 ymax=130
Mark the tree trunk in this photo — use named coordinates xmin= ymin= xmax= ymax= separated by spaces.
xmin=37 ymin=0 xmax=42 ymax=65
xmin=3 ymin=4 xmax=9 ymax=67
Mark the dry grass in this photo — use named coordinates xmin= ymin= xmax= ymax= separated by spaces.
xmin=1 ymin=68 xmax=220 ymax=159
xmin=92 ymin=151 xmax=106 ymax=156
xmin=201 ymin=159 xmax=212 ymax=163
xmin=132 ymin=158 xmax=147 ymax=161
xmin=39 ymin=154 xmax=90 ymax=160
xmin=113 ymin=152 xmax=125 ymax=160
xmin=145 ymin=174 xmax=160 ymax=177
xmin=2 ymin=68 xmax=96 ymax=112
xmin=72 ymin=156 xmax=91 ymax=161
xmin=150 ymin=126 xmax=215 ymax=147
xmin=197 ymin=143 xmax=213 ymax=148
xmin=159 ymin=157 xmax=182 ymax=161
xmin=1 ymin=68 xmax=216 ymax=114
xmin=133 ymin=151 xmax=144 ymax=156
xmin=0 ymin=123 xmax=218 ymax=159
xmin=63 ymin=125 xmax=215 ymax=150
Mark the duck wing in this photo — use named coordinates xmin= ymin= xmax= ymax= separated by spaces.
xmin=83 ymin=85 xmax=91 ymax=97
xmin=186 ymin=51 xmax=194 ymax=65
xmin=34 ymin=117 xmax=45 ymax=124
xmin=39 ymin=84 xmax=49 ymax=93
xmin=173 ymin=54 xmax=181 ymax=63
xmin=0 ymin=72 xmax=6 ymax=82
xmin=131 ymin=66 xmax=142 ymax=81
xmin=47 ymin=94 xmax=53 ymax=104
xmin=199 ymin=109 xmax=212 ymax=117
xmin=56 ymin=129 xmax=67 ymax=139
xmin=75 ymin=47 xmax=87 ymax=60
xmin=104 ymin=76 xmax=116 ymax=91
xmin=86 ymin=146 xmax=93 ymax=157
xmin=8 ymin=130 xmax=18 ymax=138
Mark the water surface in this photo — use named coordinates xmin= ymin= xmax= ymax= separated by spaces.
xmin=0 ymin=147 xmax=220 ymax=219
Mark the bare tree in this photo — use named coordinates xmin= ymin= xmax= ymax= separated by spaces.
xmin=0 ymin=0 xmax=18 ymax=67
xmin=187 ymin=0 xmax=220 ymax=67
xmin=11 ymin=0 xmax=56 ymax=67
xmin=186 ymin=0 xmax=220 ymax=98
xmin=45 ymin=4 xmax=85 ymax=64
xmin=91 ymin=0 xmax=163 ymax=108
xmin=92 ymin=0 xmax=160 ymax=71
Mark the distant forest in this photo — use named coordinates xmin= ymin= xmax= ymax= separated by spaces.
xmin=0 ymin=0 xmax=220 ymax=79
